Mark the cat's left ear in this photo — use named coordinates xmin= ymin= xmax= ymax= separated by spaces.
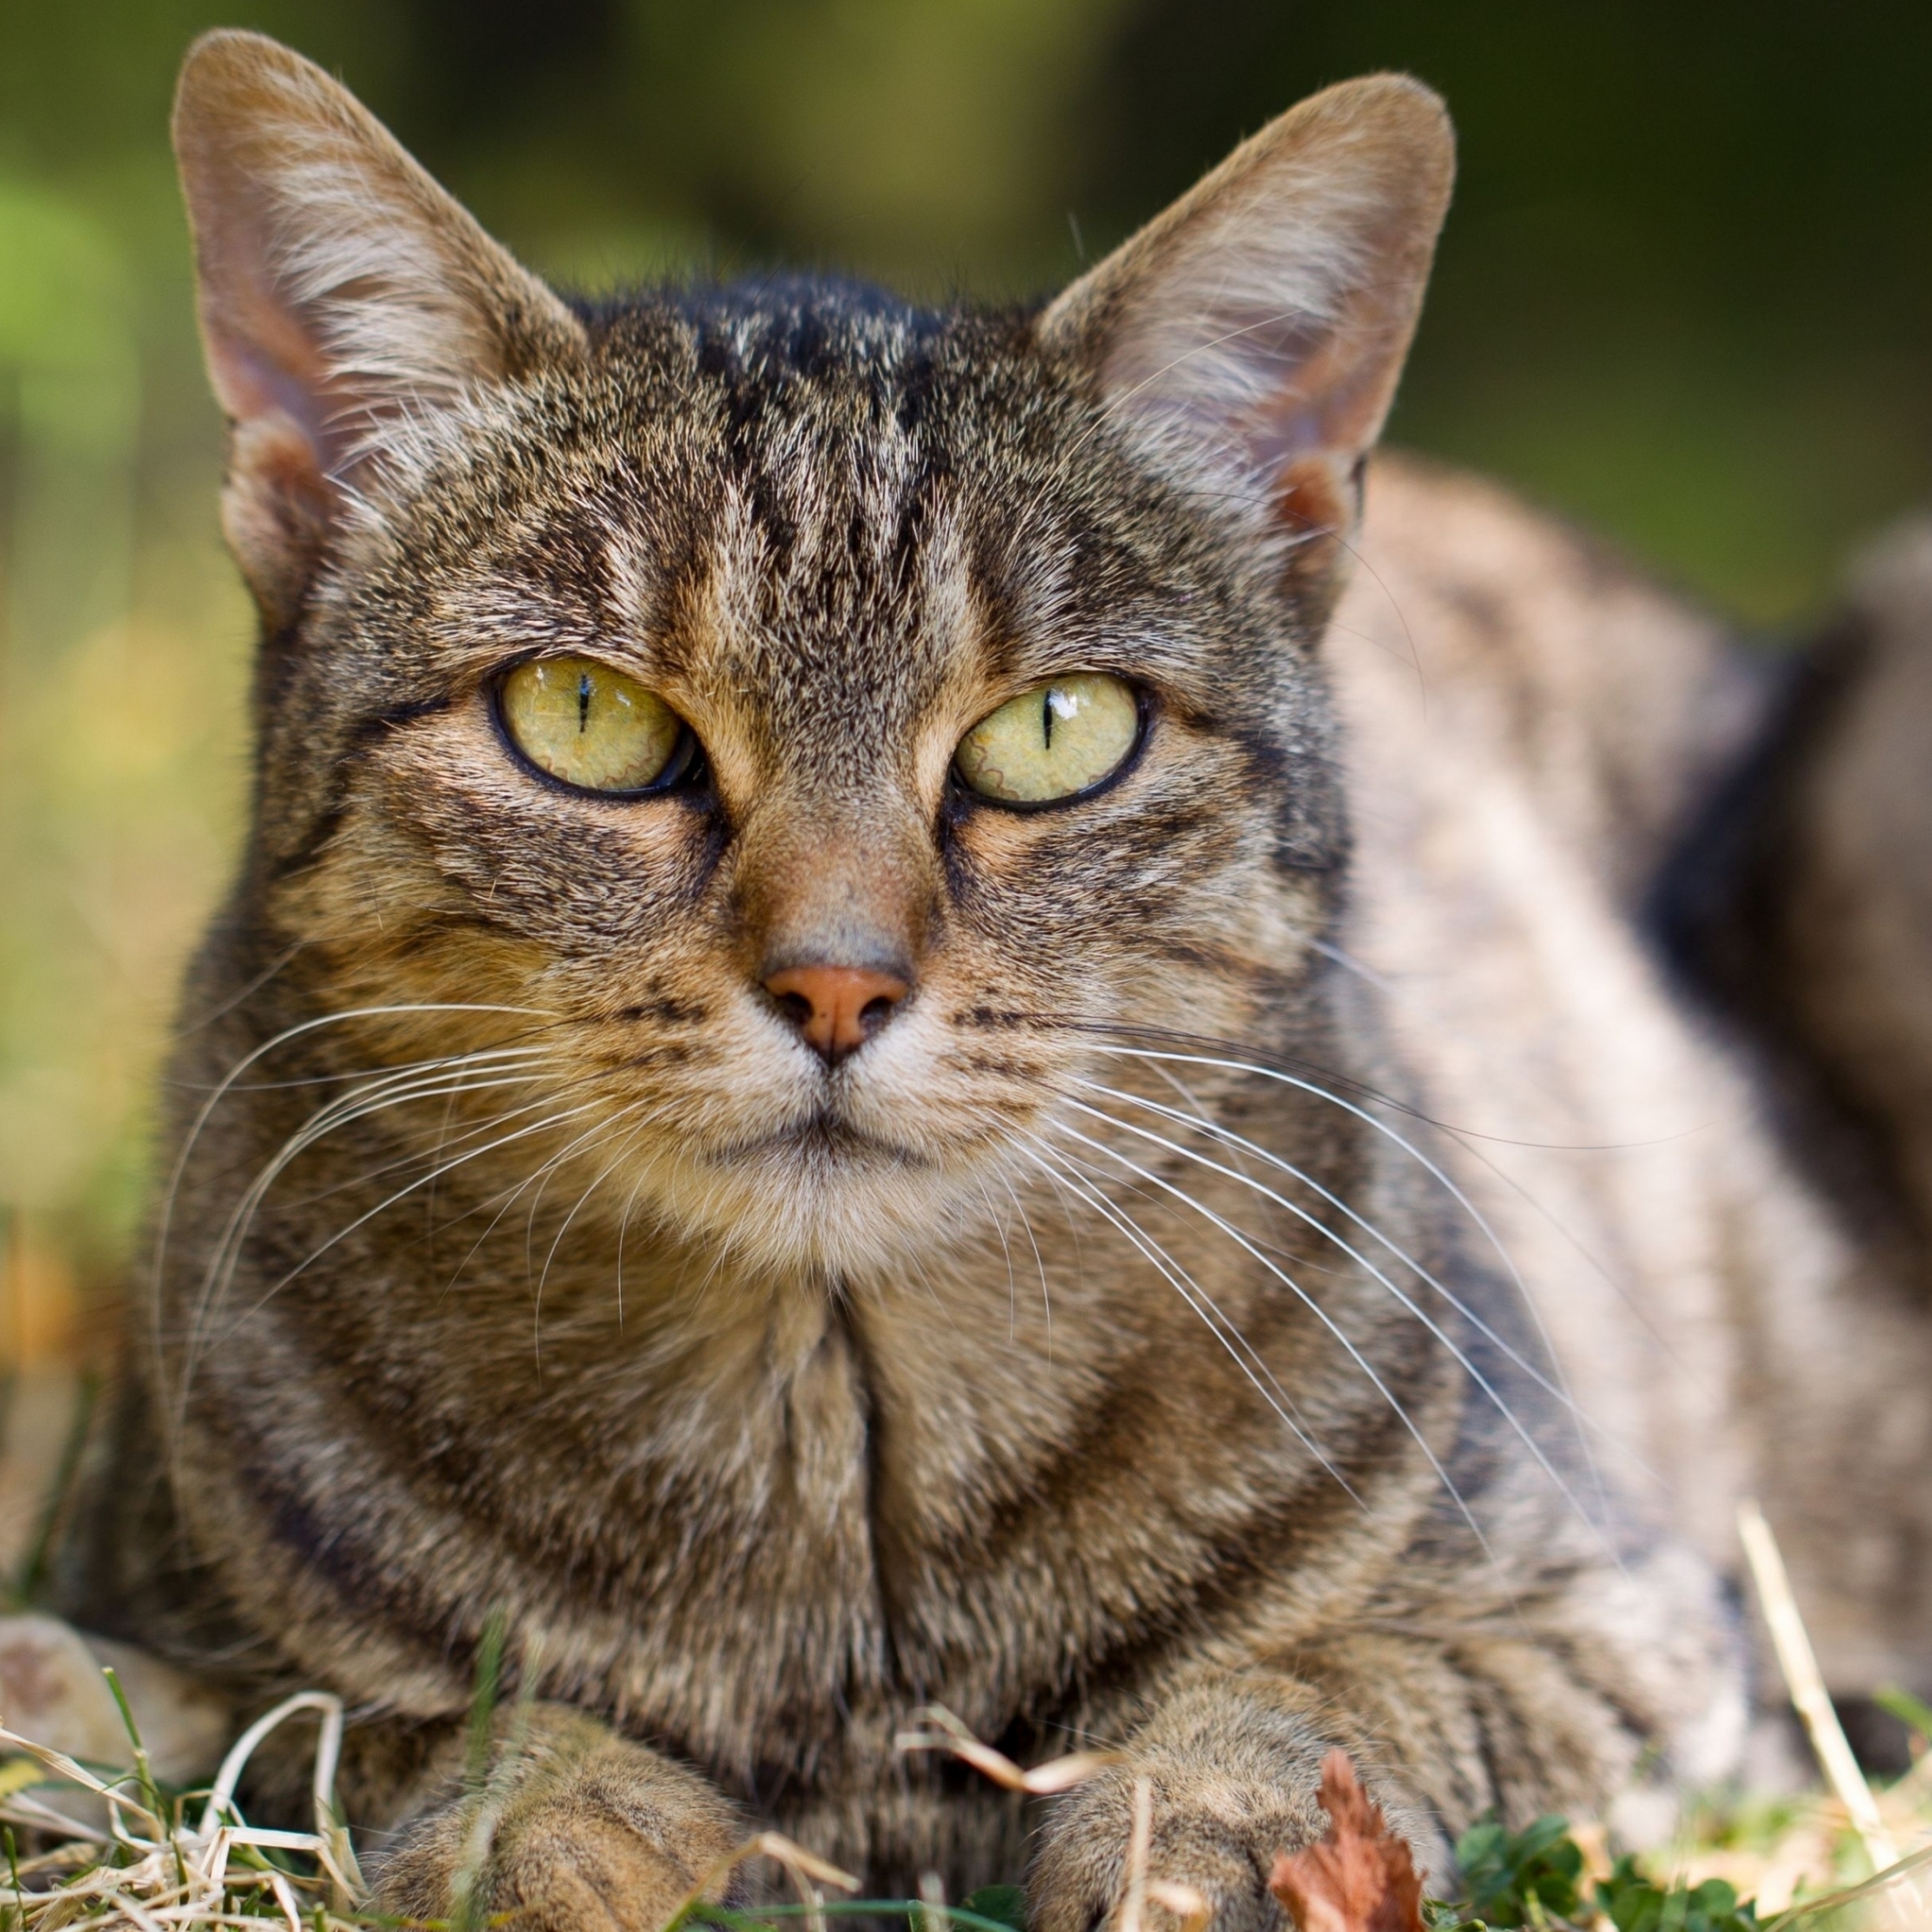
xmin=1041 ymin=75 xmax=1453 ymax=563
xmin=172 ymin=30 xmax=588 ymax=626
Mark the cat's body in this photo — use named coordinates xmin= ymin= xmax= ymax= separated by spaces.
xmin=53 ymin=31 xmax=1932 ymax=1932
xmin=1332 ymin=462 xmax=1932 ymax=1706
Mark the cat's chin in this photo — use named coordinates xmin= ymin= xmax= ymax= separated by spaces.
xmin=638 ymin=1112 xmax=1009 ymax=1280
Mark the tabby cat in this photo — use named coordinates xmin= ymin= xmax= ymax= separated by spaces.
xmin=59 ymin=27 xmax=1932 ymax=1932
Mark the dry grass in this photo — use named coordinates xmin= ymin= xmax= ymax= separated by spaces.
xmin=0 ymin=1667 xmax=1922 ymax=1932
xmin=1673 ymin=1770 xmax=1932 ymax=1921
xmin=0 ymin=1685 xmax=365 ymax=1928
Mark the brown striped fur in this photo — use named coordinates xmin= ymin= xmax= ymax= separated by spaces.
xmin=56 ymin=28 xmax=1932 ymax=1932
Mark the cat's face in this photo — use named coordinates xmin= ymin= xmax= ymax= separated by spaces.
xmin=260 ymin=299 xmax=1332 ymax=1274
xmin=175 ymin=36 xmax=1450 ymax=1281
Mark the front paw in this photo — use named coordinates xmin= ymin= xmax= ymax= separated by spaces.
xmin=374 ymin=1712 xmax=741 ymax=1932
xmin=1028 ymin=1761 xmax=1329 ymax=1932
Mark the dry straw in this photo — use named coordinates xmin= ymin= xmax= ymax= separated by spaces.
xmin=0 ymin=1579 xmax=1924 ymax=1932
xmin=1739 ymin=1499 xmax=1927 ymax=1929
xmin=0 ymin=1686 xmax=360 ymax=1928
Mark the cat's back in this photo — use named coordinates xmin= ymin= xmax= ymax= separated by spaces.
xmin=1339 ymin=455 xmax=1762 ymax=902
xmin=1331 ymin=455 xmax=1932 ymax=1699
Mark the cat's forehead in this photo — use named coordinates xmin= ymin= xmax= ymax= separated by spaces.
xmin=663 ymin=294 xmax=958 ymax=664
xmin=597 ymin=299 xmax=988 ymax=743
xmin=419 ymin=291 xmax=1170 ymax=699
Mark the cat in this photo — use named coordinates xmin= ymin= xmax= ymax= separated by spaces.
xmin=54 ymin=25 xmax=1932 ymax=1932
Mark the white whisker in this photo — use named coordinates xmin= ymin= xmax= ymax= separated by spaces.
xmin=1069 ymin=1081 xmax=1629 ymax=1466
xmin=1017 ymin=1137 xmax=1359 ymax=1504
xmin=175 ymin=1058 xmax=563 ymax=1425
xmin=199 ymin=1098 xmax=608 ymax=1363
xmin=156 ymin=1001 xmax=556 ymax=1437
xmin=1082 ymin=1041 xmax=1612 ymax=1512
xmin=1059 ymin=1090 xmax=1611 ymax=1542
xmin=436 ymin=1099 xmax=664 ymax=1312
xmin=1041 ymin=1115 xmax=1492 ymax=1558
xmin=532 ymin=1107 xmax=666 ymax=1364
xmin=177 ymin=1058 xmax=555 ymax=1359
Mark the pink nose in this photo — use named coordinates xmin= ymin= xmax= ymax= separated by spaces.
xmin=764 ymin=964 xmax=909 ymax=1064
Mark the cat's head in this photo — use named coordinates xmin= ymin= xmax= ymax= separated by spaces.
xmin=174 ymin=33 xmax=1451 ymax=1281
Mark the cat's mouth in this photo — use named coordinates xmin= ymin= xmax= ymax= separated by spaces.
xmin=707 ymin=1108 xmax=930 ymax=1170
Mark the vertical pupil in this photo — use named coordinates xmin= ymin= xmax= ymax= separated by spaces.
xmin=1041 ymin=688 xmax=1055 ymax=750
xmin=577 ymin=670 xmax=591 ymax=735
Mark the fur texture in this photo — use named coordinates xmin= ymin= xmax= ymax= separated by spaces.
xmin=58 ymin=27 xmax=1932 ymax=1932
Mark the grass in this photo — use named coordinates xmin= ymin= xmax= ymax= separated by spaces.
xmin=0 ymin=1684 xmax=362 ymax=1926
xmin=0 ymin=1676 xmax=1922 ymax=1932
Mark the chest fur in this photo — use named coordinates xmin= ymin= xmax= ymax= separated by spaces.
xmin=181 ymin=1189 xmax=1418 ymax=1777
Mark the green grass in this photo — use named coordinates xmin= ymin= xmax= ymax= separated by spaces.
xmin=0 ymin=1572 xmax=1924 ymax=1932
xmin=0 ymin=1690 xmax=1925 ymax=1932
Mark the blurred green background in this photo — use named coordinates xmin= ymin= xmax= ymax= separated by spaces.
xmin=1 ymin=0 xmax=1929 ymax=1324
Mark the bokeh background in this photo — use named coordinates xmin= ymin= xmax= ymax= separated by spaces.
xmin=3 ymin=0 xmax=1930 ymax=1349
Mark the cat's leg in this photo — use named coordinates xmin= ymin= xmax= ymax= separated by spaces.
xmin=1027 ymin=1618 xmax=1691 ymax=1932
xmin=370 ymin=1705 xmax=744 ymax=1932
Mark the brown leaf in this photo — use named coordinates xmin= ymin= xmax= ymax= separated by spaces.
xmin=1269 ymin=1751 xmax=1424 ymax=1932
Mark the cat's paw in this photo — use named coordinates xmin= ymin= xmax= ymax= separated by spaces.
xmin=1027 ymin=1749 xmax=1339 ymax=1932
xmin=454 ymin=1799 xmax=716 ymax=1932
xmin=373 ymin=1711 xmax=741 ymax=1932
xmin=1028 ymin=1678 xmax=1440 ymax=1932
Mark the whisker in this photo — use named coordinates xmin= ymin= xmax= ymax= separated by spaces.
xmin=1079 ymin=1042 xmax=1544 ymax=1357
xmin=973 ymin=1174 xmax=1022 ymax=1345
xmin=156 ymin=1000 xmax=557 ymax=1435
xmin=1017 ymin=1137 xmax=1359 ymax=1504
xmin=1069 ymin=1079 xmax=1634 ymax=1473
xmin=1070 ymin=1026 xmax=1688 ymax=1154
xmin=1142 ymin=1058 xmax=1265 ymax=1191
xmin=1058 ymin=1091 xmax=1613 ymax=1541
xmin=1079 ymin=1037 xmax=1613 ymax=1507
xmin=424 ymin=1042 xmax=491 ymax=1246
xmin=231 ymin=1063 xmax=562 ymax=1216
xmin=532 ymin=1107 xmax=666 ymax=1364
xmin=181 ymin=1039 xmax=555 ymax=1096
xmin=438 ymin=1099 xmax=659 ymax=1310
xmin=192 ymin=1097 xmax=606 ymax=1371
xmin=177 ymin=1055 xmax=559 ymax=1403
xmin=175 ymin=938 xmax=308 ymax=1036
xmin=162 ymin=1003 xmax=555 ymax=1246
xmin=1306 ymin=936 xmax=1396 ymax=995
xmin=613 ymin=1162 xmax=649 ymax=1336
xmin=1007 ymin=1175 xmax=1054 ymax=1352
xmin=1041 ymin=1115 xmax=1492 ymax=1558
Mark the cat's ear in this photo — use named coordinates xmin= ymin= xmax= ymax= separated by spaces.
xmin=1041 ymin=75 xmax=1453 ymax=564
xmin=172 ymin=30 xmax=588 ymax=625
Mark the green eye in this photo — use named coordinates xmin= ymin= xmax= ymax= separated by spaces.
xmin=955 ymin=674 xmax=1141 ymax=806
xmin=498 ymin=656 xmax=689 ymax=793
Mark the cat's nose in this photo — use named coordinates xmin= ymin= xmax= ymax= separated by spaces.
xmin=763 ymin=963 xmax=908 ymax=1065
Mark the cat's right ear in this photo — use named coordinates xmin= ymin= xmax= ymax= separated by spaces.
xmin=172 ymin=31 xmax=587 ymax=627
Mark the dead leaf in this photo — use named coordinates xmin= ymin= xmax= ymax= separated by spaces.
xmin=1269 ymin=1751 xmax=1424 ymax=1932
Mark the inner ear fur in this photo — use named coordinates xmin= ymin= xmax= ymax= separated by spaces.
xmin=173 ymin=29 xmax=588 ymax=627
xmin=1041 ymin=75 xmax=1454 ymax=569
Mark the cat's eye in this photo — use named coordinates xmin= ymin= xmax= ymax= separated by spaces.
xmin=954 ymin=674 xmax=1141 ymax=807
xmin=496 ymin=656 xmax=693 ymax=794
